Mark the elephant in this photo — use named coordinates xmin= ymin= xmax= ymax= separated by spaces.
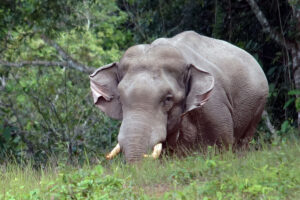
xmin=90 ymin=31 xmax=268 ymax=162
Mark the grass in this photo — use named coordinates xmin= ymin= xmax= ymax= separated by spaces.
xmin=1 ymin=138 xmax=300 ymax=199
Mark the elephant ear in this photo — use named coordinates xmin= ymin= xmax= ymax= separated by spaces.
xmin=183 ymin=64 xmax=214 ymax=115
xmin=89 ymin=62 xmax=122 ymax=120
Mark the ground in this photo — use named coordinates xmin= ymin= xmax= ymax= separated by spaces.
xmin=1 ymin=137 xmax=300 ymax=199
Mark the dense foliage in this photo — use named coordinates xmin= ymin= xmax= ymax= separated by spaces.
xmin=0 ymin=0 xmax=131 ymax=164
xmin=0 ymin=0 xmax=299 ymax=165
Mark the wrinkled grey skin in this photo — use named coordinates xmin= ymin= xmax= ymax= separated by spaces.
xmin=90 ymin=31 xmax=268 ymax=162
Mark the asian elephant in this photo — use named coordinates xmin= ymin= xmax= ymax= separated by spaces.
xmin=90 ymin=31 xmax=268 ymax=162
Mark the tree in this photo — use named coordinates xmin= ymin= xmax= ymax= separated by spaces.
xmin=0 ymin=0 xmax=132 ymax=72
xmin=0 ymin=0 xmax=131 ymax=163
xmin=246 ymin=0 xmax=300 ymax=130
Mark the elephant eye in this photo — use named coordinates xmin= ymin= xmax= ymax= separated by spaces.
xmin=163 ymin=94 xmax=174 ymax=106
xmin=162 ymin=94 xmax=174 ymax=112
xmin=165 ymin=94 xmax=173 ymax=102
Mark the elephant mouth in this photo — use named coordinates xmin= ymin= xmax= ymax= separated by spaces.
xmin=106 ymin=143 xmax=163 ymax=160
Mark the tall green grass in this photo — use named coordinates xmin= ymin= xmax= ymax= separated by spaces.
xmin=1 ymin=139 xmax=300 ymax=199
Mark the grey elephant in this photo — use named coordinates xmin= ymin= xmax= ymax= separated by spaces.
xmin=90 ymin=31 xmax=268 ymax=162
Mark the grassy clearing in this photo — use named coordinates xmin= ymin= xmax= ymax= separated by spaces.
xmin=1 ymin=139 xmax=300 ymax=199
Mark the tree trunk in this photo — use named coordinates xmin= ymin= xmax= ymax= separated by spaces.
xmin=246 ymin=0 xmax=300 ymax=130
xmin=291 ymin=44 xmax=300 ymax=130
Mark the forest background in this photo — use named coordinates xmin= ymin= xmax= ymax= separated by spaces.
xmin=0 ymin=0 xmax=299 ymax=166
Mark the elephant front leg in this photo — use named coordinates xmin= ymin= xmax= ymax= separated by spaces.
xmin=179 ymin=107 xmax=235 ymax=152
xmin=176 ymin=113 xmax=200 ymax=153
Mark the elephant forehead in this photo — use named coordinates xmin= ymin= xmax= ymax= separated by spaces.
xmin=123 ymin=43 xmax=183 ymax=58
xmin=147 ymin=44 xmax=183 ymax=58
xmin=123 ymin=44 xmax=149 ymax=58
xmin=119 ymin=71 xmax=176 ymax=101
xmin=120 ymin=56 xmax=186 ymax=78
xmin=120 ymin=44 xmax=186 ymax=73
xmin=120 ymin=71 xmax=165 ymax=93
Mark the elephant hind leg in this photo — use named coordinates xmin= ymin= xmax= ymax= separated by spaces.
xmin=234 ymin=106 xmax=265 ymax=150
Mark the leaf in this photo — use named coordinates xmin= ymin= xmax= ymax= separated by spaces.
xmin=3 ymin=127 xmax=12 ymax=141
xmin=280 ymin=120 xmax=290 ymax=133
xmin=295 ymin=98 xmax=300 ymax=111
xmin=283 ymin=98 xmax=295 ymax=109
xmin=17 ymin=95 xmax=26 ymax=104
xmin=267 ymin=66 xmax=277 ymax=76
xmin=288 ymin=90 xmax=300 ymax=95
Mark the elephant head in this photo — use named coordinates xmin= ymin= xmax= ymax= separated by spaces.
xmin=90 ymin=44 xmax=214 ymax=162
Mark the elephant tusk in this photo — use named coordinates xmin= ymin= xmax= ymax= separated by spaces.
xmin=143 ymin=143 xmax=162 ymax=159
xmin=106 ymin=143 xmax=120 ymax=160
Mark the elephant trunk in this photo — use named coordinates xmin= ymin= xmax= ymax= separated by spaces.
xmin=122 ymin=141 xmax=148 ymax=162
xmin=118 ymin=121 xmax=151 ymax=162
xmin=117 ymin=113 xmax=166 ymax=162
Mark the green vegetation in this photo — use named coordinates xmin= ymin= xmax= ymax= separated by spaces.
xmin=1 ymin=139 xmax=300 ymax=199
xmin=0 ymin=0 xmax=129 ymax=164
xmin=0 ymin=0 xmax=299 ymax=164
xmin=0 ymin=0 xmax=300 ymax=199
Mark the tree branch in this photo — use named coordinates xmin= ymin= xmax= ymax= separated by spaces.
xmin=41 ymin=35 xmax=95 ymax=73
xmin=122 ymin=0 xmax=147 ymax=41
xmin=246 ymin=0 xmax=294 ymax=49
xmin=262 ymin=110 xmax=276 ymax=135
xmin=1 ymin=35 xmax=96 ymax=74
xmin=0 ymin=60 xmax=66 ymax=68
xmin=0 ymin=60 xmax=94 ymax=74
